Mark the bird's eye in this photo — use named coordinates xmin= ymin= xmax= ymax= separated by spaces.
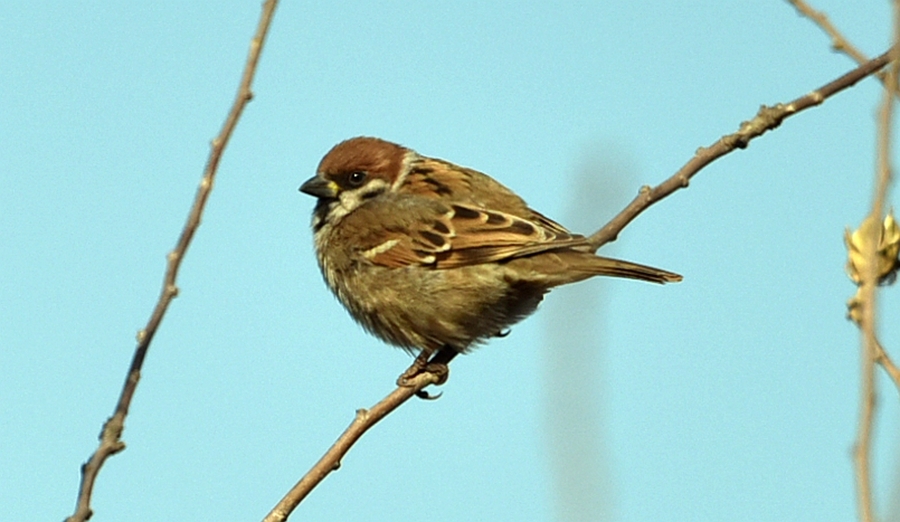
xmin=347 ymin=171 xmax=367 ymax=186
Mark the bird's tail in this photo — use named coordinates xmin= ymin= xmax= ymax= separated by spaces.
xmin=583 ymin=255 xmax=682 ymax=284
xmin=514 ymin=250 xmax=682 ymax=286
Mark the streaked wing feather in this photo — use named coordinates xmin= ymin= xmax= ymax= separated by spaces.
xmin=364 ymin=202 xmax=588 ymax=270
xmin=528 ymin=209 xmax=578 ymax=239
xmin=367 ymin=239 xmax=435 ymax=267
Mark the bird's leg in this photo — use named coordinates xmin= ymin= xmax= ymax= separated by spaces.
xmin=397 ymin=349 xmax=433 ymax=387
xmin=414 ymin=348 xmax=458 ymax=400
xmin=397 ymin=346 xmax=459 ymax=399
xmin=422 ymin=347 xmax=458 ymax=385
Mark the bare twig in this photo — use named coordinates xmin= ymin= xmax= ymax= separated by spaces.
xmin=852 ymin=7 xmax=900 ymax=521
xmin=64 ymin=2 xmax=279 ymax=521
xmin=875 ymin=338 xmax=900 ymax=392
xmin=261 ymin=372 xmax=442 ymax=522
xmin=786 ymin=0 xmax=898 ymax=93
xmin=786 ymin=1 xmax=873 ymax=64
xmin=853 ymin=345 xmax=877 ymax=522
xmin=588 ymin=47 xmax=895 ymax=250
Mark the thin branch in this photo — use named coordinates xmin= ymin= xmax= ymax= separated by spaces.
xmin=588 ymin=47 xmax=895 ymax=250
xmin=261 ymin=372 xmax=441 ymax=522
xmin=64 ymin=2 xmax=279 ymax=521
xmin=786 ymin=1 xmax=875 ymax=65
xmin=853 ymin=7 xmax=900 ymax=521
xmin=785 ymin=0 xmax=897 ymax=93
xmin=853 ymin=343 xmax=877 ymax=522
xmin=790 ymin=3 xmax=900 ymax=515
xmin=875 ymin=338 xmax=900 ymax=392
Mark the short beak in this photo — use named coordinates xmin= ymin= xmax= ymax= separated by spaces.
xmin=299 ymin=176 xmax=339 ymax=199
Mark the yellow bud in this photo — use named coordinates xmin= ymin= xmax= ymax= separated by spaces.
xmin=845 ymin=212 xmax=900 ymax=285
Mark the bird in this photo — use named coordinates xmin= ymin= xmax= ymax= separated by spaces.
xmin=300 ymin=136 xmax=681 ymax=388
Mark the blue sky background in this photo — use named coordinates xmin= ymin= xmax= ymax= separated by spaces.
xmin=3 ymin=2 xmax=900 ymax=521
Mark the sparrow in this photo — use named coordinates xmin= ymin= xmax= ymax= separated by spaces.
xmin=300 ymin=137 xmax=681 ymax=387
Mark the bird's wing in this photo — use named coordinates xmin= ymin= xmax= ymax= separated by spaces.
xmin=358 ymin=201 xmax=588 ymax=269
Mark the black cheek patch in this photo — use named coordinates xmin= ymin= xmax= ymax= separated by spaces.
xmin=358 ymin=184 xmax=387 ymax=201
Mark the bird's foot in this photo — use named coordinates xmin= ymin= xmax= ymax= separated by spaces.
xmin=397 ymin=350 xmax=432 ymax=387
xmin=396 ymin=347 xmax=458 ymax=399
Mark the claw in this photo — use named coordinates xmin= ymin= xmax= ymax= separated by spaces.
xmin=396 ymin=346 xmax=459 ymax=395
xmin=415 ymin=390 xmax=443 ymax=400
